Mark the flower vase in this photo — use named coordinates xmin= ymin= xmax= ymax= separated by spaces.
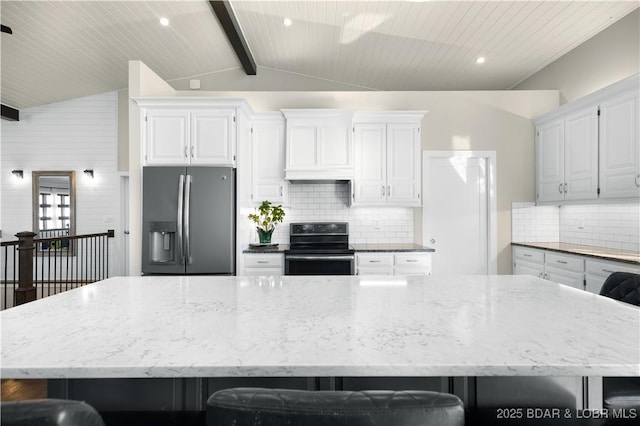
xmin=257 ymin=227 xmax=274 ymax=244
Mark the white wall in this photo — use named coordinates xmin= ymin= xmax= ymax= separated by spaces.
xmin=1 ymin=91 xmax=121 ymax=276
xmin=514 ymin=9 xmax=639 ymax=105
xmin=129 ymin=61 xmax=560 ymax=275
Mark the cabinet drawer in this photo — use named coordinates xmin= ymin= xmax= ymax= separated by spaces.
xmin=585 ymin=259 xmax=640 ymax=277
xmin=357 ymin=253 xmax=394 ymax=267
xmin=357 ymin=266 xmax=394 ymax=276
xmin=545 ymin=253 xmax=584 ymax=272
xmin=244 ymin=254 xmax=283 ymax=268
xmin=513 ymin=247 xmax=544 ymax=264
xmin=394 ymin=253 xmax=432 ymax=267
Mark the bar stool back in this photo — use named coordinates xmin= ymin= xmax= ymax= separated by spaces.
xmin=207 ymin=387 xmax=465 ymax=426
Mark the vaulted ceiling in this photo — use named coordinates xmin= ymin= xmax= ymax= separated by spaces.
xmin=1 ymin=1 xmax=637 ymax=110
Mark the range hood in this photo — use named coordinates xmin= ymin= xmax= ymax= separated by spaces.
xmin=282 ymin=109 xmax=355 ymax=183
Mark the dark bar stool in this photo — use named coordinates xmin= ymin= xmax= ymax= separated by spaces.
xmin=599 ymin=272 xmax=640 ymax=420
xmin=207 ymin=387 xmax=465 ymax=426
xmin=1 ymin=399 xmax=105 ymax=426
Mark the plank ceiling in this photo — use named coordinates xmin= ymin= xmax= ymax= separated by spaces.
xmin=1 ymin=1 xmax=638 ymax=110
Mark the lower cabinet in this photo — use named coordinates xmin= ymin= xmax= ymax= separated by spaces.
xmin=356 ymin=252 xmax=432 ymax=276
xmin=585 ymin=258 xmax=640 ymax=293
xmin=242 ymin=253 xmax=284 ymax=276
xmin=513 ymin=246 xmax=640 ymax=294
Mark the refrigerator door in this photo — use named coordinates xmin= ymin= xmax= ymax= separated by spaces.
xmin=185 ymin=167 xmax=235 ymax=274
xmin=142 ymin=167 xmax=186 ymax=274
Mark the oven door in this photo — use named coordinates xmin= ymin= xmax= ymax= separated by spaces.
xmin=285 ymin=254 xmax=355 ymax=275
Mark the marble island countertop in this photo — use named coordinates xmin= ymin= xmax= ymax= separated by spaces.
xmin=2 ymin=275 xmax=638 ymax=380
xmin=512 ymin=242 xmax=640 ymax=265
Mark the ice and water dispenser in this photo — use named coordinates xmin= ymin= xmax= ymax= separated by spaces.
xmin=149 ymin=222 xmax=177 ymax=264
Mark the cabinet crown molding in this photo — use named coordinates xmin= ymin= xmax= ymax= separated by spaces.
xmin=132 ymin=97 xmax=253 ymax=116
xmin=353 ymin=111 xmax=427 ymax=123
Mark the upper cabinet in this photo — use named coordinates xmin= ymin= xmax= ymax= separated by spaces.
xmin=352 ymin=112 xmax=424 ymax=206
xmin=536 ymin=107 xmax=598 ymax=202
xmin=135 ymin=98 xmax=246 ymax=167
xmin=599 ymin=91 xmax=640 ymax=199
xmin=282 ymin=109 xmax=354 ymax=180
xmin=251 ymin=113 xmax=288 ymax=204
xmin=534 ymin=75 xmax=639 ymax=203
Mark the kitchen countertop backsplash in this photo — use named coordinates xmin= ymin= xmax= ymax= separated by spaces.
xmin=512 ymin=201 xmax=640 ymax=264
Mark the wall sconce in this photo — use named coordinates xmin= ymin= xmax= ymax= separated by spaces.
xmin=83 ymin=169 xmax=94 ymax=178
xmin=11 ymin=169 xmax=23 ymax=179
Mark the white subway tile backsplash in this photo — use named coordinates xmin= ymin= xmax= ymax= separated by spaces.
xmin=512 ymin=202 xmax=640 ymax=253
xmin=264 ymin=183 xmax=414 ymax=244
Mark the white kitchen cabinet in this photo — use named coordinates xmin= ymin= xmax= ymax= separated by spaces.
xmin=599 ymin=91 xmax=640 ymax=199
xmin=393 ymin=252 xmax=432 ymax=276
xmin=190 ymin=109 xmax=236 ymax=165
xmin=352 ymin=112 xmax=424 ymax=206
xmin=251 ymin=114 xmax=288 ymax=204
xmin=534 ymin=75 xmax=639 ymax=203
xmin=282 ymin=110 xmax=354 ymax=180
xmin=144 ymin=109 xmax=190 ymax=165
xmin=585 ymin=258 xmax=640 ymax=294
xmin=356 ymin=253 xmax=394 ymax=275
xmin=242 ymin=253 xmax=284 ymax=276
xmin=535 ymin=107 xmax=598 ymax=203
xmin=513 ymin=247 xmax=545 ymax=278
xmin=356 ymin=252 xmax=432 ymax=276
xmin=513 ymin=247 xmax=585 ymax=290
xmin=143 ymin=107 xmax=236 ymax=166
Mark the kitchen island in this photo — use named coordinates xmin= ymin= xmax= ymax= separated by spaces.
xmin=2 ymin=274 xmax=638 ymax=414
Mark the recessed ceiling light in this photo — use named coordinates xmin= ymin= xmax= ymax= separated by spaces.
xmin=476 ymin=57 xmax=486 ymax=64
xmin=283 ymin=18 xmax=292 ymax=27
xmin=160 ymin=17 xmax=169 ymax=27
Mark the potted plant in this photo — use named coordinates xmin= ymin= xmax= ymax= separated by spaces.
xmin=248 ymin=200 xmax=286 ymax=244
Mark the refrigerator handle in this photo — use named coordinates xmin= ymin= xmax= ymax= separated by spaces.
xmin=184 ymin=174 xmax=192 ymax=265
xmin=177 ymin=175 xmax=185 ymax=264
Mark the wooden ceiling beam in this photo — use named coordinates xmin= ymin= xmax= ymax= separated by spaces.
xmin=209 ymin=0 xmax=256 ymax=75
xmin=1 ymin=104 xmax=20 ymax=121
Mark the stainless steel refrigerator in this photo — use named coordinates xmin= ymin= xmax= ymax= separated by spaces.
xmin=142 ymin=167 xmax=235 ymax=275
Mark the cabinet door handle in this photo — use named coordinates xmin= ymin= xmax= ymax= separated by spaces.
xmin=368 ymin=260 xmax=381 ymax=263
xmin=564 ymin=183 xmax=567 ymax=193
xmin=191 ymin=146 xmax=194 ymax=158
xmin=523 ymin=253 xmax=532 ymax=257
xmin=406 ymin=259 xmax=418 ymax=263
xmin=635 ymin=174 xmax=640 ymax=188
xmin=382 ymin=185 xmax=385 ymax=196
xmin=280 ymin=185 xmax=283 ymax=197
xmin=256 ymin=260 xmax=269 ymax=264
xmin=556 ymin=260 xmax=568 ymax=264
xmin=387 ymin=185 xmax=391 ymax=196
xmin=184 ymin=146 xmax=188 ymax=159
xmin=558 ymin=183 xmax=563 ymax=194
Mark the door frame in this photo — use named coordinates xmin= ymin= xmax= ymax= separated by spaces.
xmin=422 ymin=150 xmax=497 ymax=274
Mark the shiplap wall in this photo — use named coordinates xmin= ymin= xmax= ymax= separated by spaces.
xmin=1 ymin=91 xmax=121 ymax=275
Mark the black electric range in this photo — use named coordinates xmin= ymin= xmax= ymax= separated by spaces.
xmin=284 ymin=222 xmax=355 ymax=275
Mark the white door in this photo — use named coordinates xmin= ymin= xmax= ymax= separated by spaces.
xmin=145 ymin=109 xmax=189 ymax=165
xmin=353 ymin=124 xmax=386 ymax=204
xmin=536 ymin=119 xmax=565 ymax=203
xmin=387 ymin=124 xmax=420 ymax=206
xmin=423 ymin=151 xmax=496 ymax=275
xmin=191 ymin=109 xmax=236 ymax=166
xmin=564 ymin=107 xmax=598 ymax=201
xmin=252 ymin=118 xmax=287 ymax=203
xmin=599 ymin=91 xmax=640 ymax=199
